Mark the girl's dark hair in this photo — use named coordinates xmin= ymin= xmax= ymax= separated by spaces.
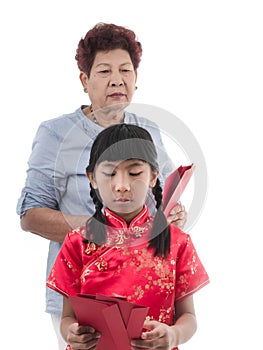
xmin=75 ymin=23 xmax=142 ymax=77
xmin=85 ymin=123 xmax=170 ymax=258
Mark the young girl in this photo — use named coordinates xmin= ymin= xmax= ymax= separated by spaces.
xmin=47 ymin=124 xmax=209 ymax=350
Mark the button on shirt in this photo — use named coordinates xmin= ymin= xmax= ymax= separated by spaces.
xmin=16 ymin=106 xmax=175 ymax=315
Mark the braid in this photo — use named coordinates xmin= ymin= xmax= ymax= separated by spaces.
xmin=152 ymin=178 xmax=163 ymax=209
xmin=90 ymin=185 xmax=103 ymax=214
xmin=148 ymin=178 xmax=171 ymax=258
xmin=84 ymin=184 xmax=107 ymax=244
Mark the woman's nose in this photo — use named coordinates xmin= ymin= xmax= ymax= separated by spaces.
xmin=109 ymin=71 xmax=124 ymax=86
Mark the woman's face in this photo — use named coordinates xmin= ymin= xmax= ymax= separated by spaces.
xmin=80 ymin=49 xmax=137 ymax=111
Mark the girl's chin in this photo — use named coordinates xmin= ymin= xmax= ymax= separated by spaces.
xmin=110 ymin=205 xmax=144 ymax=222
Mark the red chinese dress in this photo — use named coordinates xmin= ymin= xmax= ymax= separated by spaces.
xmin=47 ymin=205 xmax=209 ymax=349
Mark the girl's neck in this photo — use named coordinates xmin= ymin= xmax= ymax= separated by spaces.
xmin=106 ymin=205 xmax=145 ymax=226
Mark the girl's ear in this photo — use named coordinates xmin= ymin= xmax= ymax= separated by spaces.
xmin=149 ymin=170 xmax=159 ymax=188
xmin=86 ymin=172 xmax=98 ymax=189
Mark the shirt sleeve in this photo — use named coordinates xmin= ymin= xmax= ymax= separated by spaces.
xmin=126 ymin=113 xmax=175 ymax=185
xmin=175 ymin=232 xmax=209 ymax=301
xmin=144 ymin=123 xmax=175 ymax=214
xmin=154 ymin=127 xmax=175 ymax=184
xmin=46 ymin=229 xmax=84 ymax=297
xmin=141 ymin=118 xmax=175 ymax=185
xmin=16 ymin=122 xmax=65 ymax=215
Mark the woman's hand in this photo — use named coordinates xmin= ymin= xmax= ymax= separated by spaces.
xmin=66 ymin=323 xmax=100 ymax=350
xmin=167 ymin=203 xmax=187 ymax=229
xmin=131 ymin=320 xmax=176 ymax=350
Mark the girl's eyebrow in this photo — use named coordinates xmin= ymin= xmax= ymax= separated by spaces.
xmin=126 ymin=161 xmax=145 ymax=168
xmin=100 ymin=162 xmax=116 ymax=169
xmin=100 ymin=160 xmax=145 ymax=169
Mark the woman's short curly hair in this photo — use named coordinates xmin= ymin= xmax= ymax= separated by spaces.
xmin=75 ymin=23 xmax=142 ymax=77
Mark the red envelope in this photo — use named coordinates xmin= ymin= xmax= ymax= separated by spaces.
xmin=162 ymin=164 xmax=194 ymax=217
xmin=69 ymin=294 xmax=149 ymax=350
xmin=96 ymin=294 xmax=147 ymax=339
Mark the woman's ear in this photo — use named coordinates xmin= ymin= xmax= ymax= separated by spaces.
xmin=86 ymin=172 xmax=98 ymax=189
xmin=80 ymin=72 xmax=89 ymax=91
xmin=149 ymin=171 xmax=159 ymax=188
xmin=134 ymin=70 xmax=138 ymax=89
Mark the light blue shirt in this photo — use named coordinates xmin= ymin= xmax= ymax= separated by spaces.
xmin=16 ymin=106 xmax=174 ymax=315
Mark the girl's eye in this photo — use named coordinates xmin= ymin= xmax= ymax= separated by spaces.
xmin=130 ymin=172 xmax=142 ymax=177
xmin=103 ymin=172 xmax=115 ymax=177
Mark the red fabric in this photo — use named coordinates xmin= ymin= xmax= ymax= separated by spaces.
xmin=47 ymin=206 xmax=209 ymax=349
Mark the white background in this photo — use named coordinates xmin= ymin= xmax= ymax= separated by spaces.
xmin=1 ymin=1 xmax=262 ymax=348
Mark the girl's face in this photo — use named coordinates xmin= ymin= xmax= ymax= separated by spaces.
xmin=80 ymin=49 xmax=137 ymax=111
xmin=87 ymin=159 xmax=158 ymax=223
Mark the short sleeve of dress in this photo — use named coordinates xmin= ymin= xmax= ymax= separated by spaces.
xmin=46 ymin=228 xmax=85 ymax=297
xmin=175 ymin=232 xmax=209 ymax=302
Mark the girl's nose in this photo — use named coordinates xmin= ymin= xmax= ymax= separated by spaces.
xmin=113 ymin=174 xmax=130 ymax=192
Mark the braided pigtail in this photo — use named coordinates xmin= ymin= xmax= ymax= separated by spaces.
xmin=84 ymin=184 xmax=107 ymax=244
xmin=148 ymin=178 xmax=171 ymax=258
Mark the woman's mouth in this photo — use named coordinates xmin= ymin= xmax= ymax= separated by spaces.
xmin=109 ymin=92 xmax=125 ymax=98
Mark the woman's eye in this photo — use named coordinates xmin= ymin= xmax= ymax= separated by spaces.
xmin=99 ymin=70 xmax=110 ymax=75
xmin=121 ymin=69 xmax=132 ymax=74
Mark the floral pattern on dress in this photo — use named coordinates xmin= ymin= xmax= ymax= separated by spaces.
xmin=47 ymin=205 xmax=209 ymax=331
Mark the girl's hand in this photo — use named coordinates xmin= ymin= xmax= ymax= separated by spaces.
xmin=167 ymin=203 xmax=187 ymax=229
xmin=66 ymin=323 xmax=100 ymax=350
xmin=131 ymin=320 xmax=176 ymax=350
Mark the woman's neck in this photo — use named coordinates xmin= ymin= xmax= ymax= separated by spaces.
xmin=85 ymin=103 xmax=126 ymax=128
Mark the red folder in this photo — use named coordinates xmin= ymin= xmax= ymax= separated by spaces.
xmin=69 ymin=294 xmax=149 ymax=350
xmin=162 ymin=164 xmax=194 ymax=217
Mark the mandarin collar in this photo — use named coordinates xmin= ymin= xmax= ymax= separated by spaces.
xmin=104 ymin=206 xmax=152 ymax=246
xmin=104 ymin=205 xmax=149 ymax=229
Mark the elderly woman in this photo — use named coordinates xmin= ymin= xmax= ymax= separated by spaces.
xmin=17 ymin=23 xmax=186 ymax=350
